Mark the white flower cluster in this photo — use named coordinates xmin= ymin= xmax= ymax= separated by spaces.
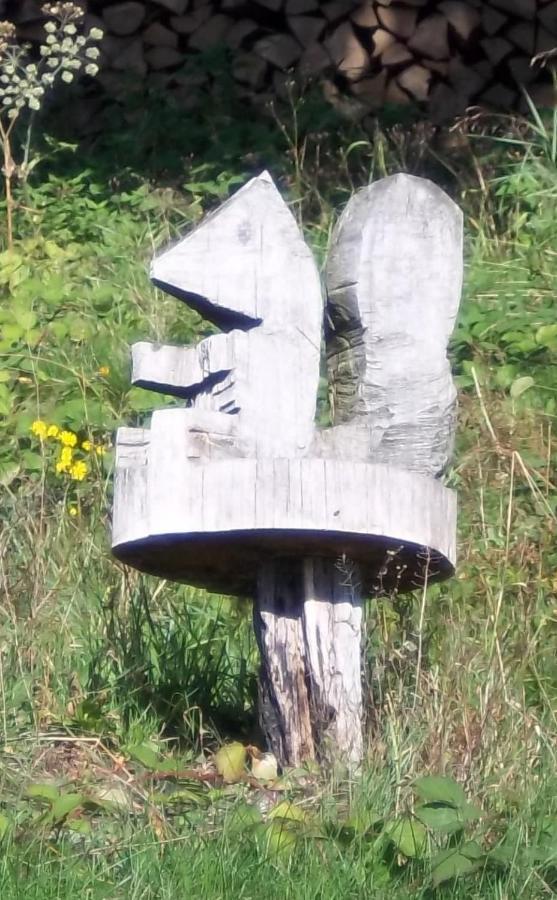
xmin=0 ymin=8 xmax=103 ymax=123
xmin=40 ymin=19 xmax=102 ymax=84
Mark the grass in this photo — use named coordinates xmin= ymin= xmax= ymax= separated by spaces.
xmin=0 ymin=77 xmax=556 ymax=897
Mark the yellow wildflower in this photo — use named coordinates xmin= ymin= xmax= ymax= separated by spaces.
xmin=95 ymin=445 xmax=107 ymax=456
xmin=68 ymin=506 xmax=79 ymax=517
xmin=59 ymin=430 xmax=77 ymax=447
xmin=56 ymin=446 xmax=73 ymax=473
xmin=98 ymin=366 xmax=110 ymax=377
xmin=47 ymin=425 xmax=60 ymax=439
xmin=70 ymin=460 xmax=88 ymax=481
xmin=31 ymin=420 xmax=47 ymax=439
xmin=81 ymin=440 xmax=93 ymax=452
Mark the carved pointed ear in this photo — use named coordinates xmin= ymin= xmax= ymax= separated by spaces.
xmin=150 ymin=170 xmax=322 ymax=334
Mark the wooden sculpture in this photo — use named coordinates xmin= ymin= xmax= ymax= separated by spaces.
xmin=112 ymin=171 xmax=463 ymax=767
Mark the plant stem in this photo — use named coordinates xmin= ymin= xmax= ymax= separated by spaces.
xmin=0 ymin=118 xmax=17 ymax=251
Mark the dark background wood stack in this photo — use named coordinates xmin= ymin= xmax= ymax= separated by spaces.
xmin=6 ymin=1 xmax=556 ymax=122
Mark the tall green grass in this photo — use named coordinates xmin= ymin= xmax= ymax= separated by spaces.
xmin=0 ymin=87 xmax=556 ymax=896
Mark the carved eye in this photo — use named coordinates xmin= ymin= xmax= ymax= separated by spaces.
xmin=237 ymin=221 xmax=252 ymax=245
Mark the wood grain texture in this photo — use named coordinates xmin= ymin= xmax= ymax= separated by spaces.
xmin=253 ymin=557 xmax=362 ymax=767
xmin=254 ymin=560 xmax=316 ymax=766
xmin=113 ymin=422 xmax=456 ymax=595
xmin=325 ymin=173 xmax=463 ymax=476
xmin=113 ymin=171 xmax=463 ymax=767
xmin=147 ymin=171 xmax=322 ymax=457
xmin=302 ymin=558 xmax=363 ymax=764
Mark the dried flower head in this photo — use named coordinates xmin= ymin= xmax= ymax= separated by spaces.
xmin=0 ymin=21 xmax=16 ymax=40
xmin=41 ymin=3 xmax=85 ymax=22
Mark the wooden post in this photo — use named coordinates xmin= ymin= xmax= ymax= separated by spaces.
xmin=112 ymin=172 xmax=463 ymax=769
xmin=254 ymin=557 xmax=363 ymax=766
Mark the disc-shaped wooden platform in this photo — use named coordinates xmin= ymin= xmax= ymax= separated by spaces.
xmin=113 ymin=442 xmax=456 ymax=596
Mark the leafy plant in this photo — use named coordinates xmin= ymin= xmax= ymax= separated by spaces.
xmin=0 ymin=3 xmax=102 ymax=247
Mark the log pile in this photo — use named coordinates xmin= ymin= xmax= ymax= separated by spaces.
xmin=8 ymin=0 xmax=556 ymax=121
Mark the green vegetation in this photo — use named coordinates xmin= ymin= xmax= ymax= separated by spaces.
xmin=0 ymin=65 xmax=556 ymax=897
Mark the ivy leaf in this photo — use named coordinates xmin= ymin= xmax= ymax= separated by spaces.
xmin=414 ymin=775 xmax=466 ymax=808
xmin=384 ymin=816 xmax=428 ymax=858
xmin=431 ymin=841 xmax=484 ymax=887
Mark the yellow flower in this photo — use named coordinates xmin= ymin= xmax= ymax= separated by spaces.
xmin=68 ymin=506 xmax=79 ymax=517
xmin=47 ymin=425 xmax=60 ymax=439
xmin=70 ymin=460 xmax=88 ymax=481
xmin=81 ymin=440 xmax=93 ymax=452
xmin=59 ymin=430 xmax=77 ymax=447
xmin=56 ymin=446 xmax=73 ymax=473
xmin=98 ymin=366 xmax=110 ymax=377
xmin=31 ymin=420 xmax=47 ymax=439
xmin=95 ymin=445 xmax=107 ymax=456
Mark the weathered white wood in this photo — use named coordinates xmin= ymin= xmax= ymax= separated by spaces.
xmin=112 ymin=427 xmax=150 ymax=546
xmin=253 ymin=557 xmax=362 ymax=768
xmin=147 ymin=171 xmax=323 ymax=457
xmin=255 ymin=560 xmax=315 ymax=766
xmin=131 ymin=335 xmax=236 ymax=400
xmin=302 ymin=558 xmax=363 ymax=764
xmin=113 ymin=441 xmax=456 ymax=593
xmin=325 ymin=173 xmax=463 ymax=476
xmin=113 ymin=172 xmax=464 ymax=768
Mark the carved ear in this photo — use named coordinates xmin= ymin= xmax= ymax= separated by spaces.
xmin=151 ymin=171 xmax=322 ymax=334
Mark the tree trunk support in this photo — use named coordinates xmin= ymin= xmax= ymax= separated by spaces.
xmin=254 ymin=556 xmax=363 ymax=768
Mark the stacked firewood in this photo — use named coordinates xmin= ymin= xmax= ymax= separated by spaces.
xmin=7 ymin=0 xmax=557 ymax=117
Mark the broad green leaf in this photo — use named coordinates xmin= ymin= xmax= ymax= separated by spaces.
xmin=416 ymin=805 xmax=464 ymax=834
xmin=226 ymin=803 xmax=262 ymax=834
xmin=26 ymin=783 xmax=59 ymax=803
xmin=152 ymin=785 xmax=208 ymax=808
xmin=51 ymin=793 xmax=84 ymax=822
xmin=431 ymin=842 xmax=484 ymax=887
xmin=1 ymin=323 xmax=24 ymax=344
xmin=384 ymin=816 xmax=427 ymax=858
xmin=128 ymin=744 xmax=161 ymax=770
xmin=417 ymin=800 xmax=482 ymax=834
xmin=510 ymin=376 xmax=535 ymax=399
xmin=414 ymin=775 xmax=466 ymax=808
xmin=126 ymin=387 xmax=157 ymax=413
xmin=269 ymin=801 xmax=307 ymax=824
xmin=536 ymin=324 xmax=557 ymax=349
xmin=66 ymin=818 xmax=91 ymax=834
xmin=12 ymin=307 xmax=37 ymax=331
xmin=461 ymin=801 xmax=483 ymax=823
xmin=259 ymin=820 xmax=298 ymax=858
xmin=214 ymin=742 xmax=247 ymax=784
